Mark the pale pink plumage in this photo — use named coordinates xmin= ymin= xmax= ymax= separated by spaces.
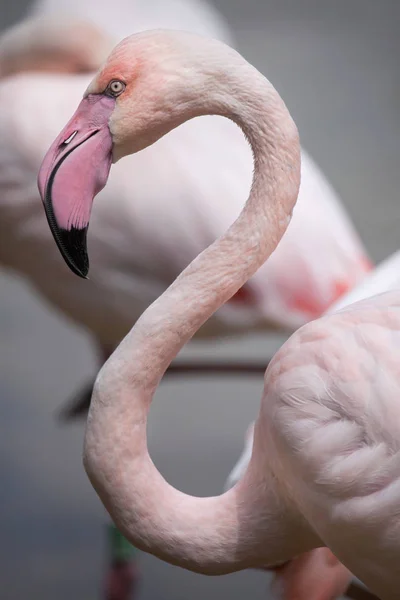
xmin=225 ymin=252 xmax=400 ymax=598
xmin=35 ymin=31 xmax=399 ymax=600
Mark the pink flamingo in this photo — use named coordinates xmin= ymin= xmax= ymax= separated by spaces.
xmin=0 ymin=9 xmax=370 ymax=378
xmin=0 ymin=6 xmax=371 ymax=598
xmin=37 ymin=30 xmax=398 ymax=599
xmin=223 ymin=253 xmax=399 ymax=599
xmin=0 ymin=28 xmax=372 ymax=597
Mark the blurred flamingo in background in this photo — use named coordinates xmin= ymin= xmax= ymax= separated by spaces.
xmin=0 ymin=1 xmax=371 ymax=413
xmin=0 ymin=1 xmax=372 ymax=599
xmin=37 ymin=29 xmax=399 ymax=600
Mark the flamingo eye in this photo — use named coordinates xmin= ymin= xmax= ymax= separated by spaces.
xmin=106 ymin=80 xmax=126 ymax=97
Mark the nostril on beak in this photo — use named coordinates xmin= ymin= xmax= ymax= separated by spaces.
xmin=62 ymin=130 xmax=78 ymax=146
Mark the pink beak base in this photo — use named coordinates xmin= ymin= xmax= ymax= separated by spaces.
xmin=38 ymin=94 xmax=116 ymax=278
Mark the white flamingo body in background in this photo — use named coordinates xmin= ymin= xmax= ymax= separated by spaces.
xmin=0 ymin=2 xmax=371 ymax=357
xmin=0 ymin=80 xmax=371 ymax=343
xmin=37 ymin=30 xmax=400 ymax=600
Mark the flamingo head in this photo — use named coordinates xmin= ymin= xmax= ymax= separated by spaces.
xmin=38 ymin=30 xmax=239 ymax=277
xmin=36 ymin=36 xmax=137 ymax=278
xmin=38 ymin=32 xmax=220 ymax=277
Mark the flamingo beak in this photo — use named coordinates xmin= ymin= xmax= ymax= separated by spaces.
xmin=38 ymin=94 xmax=116 ymax=278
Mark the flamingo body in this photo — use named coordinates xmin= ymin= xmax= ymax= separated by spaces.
xmin=225 ymin=251 xmax=400 ymax=598
xmin=0 ymin=75 xmax=370 ymax=344
xmin=226 ymin=251 xmax=400 ymax=490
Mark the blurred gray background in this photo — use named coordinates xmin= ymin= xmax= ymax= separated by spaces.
xmin=1 ymin=1 xmax=399 ymax=599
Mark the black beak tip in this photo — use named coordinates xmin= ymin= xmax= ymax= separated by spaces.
xmin=69 ymin=258 xmax=90 ymax=279
xmin=58 ymin=226 xmax=90 ymax=279
xmin=47 ymin=220 xmax=90 ymax=279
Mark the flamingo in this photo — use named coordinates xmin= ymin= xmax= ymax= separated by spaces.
xmin=224 ymin=255 xmax=400 ymax=599
xmin=0 ymin=5 xmax=371 ymax=379
xmin=37 ymin=30 xmax=400 ymax=600
xmin=0 ymin=23 xmax=373 ymax=596
xmin=0 ymin=6 xmax=370 ymax=598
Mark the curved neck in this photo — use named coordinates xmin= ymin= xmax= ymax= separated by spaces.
xmin=84 ymin=64 xmax=312 ymax=573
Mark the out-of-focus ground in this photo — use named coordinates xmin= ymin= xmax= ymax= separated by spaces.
xmin=1 ymin=1 xmax=399 ymax=598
